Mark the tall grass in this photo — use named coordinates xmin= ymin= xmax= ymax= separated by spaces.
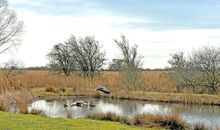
xmin=0 ymin=89 xmax=36 ymax=113
xmin=141 ymin=71 xmax=176 ymax=92
xmin=1 ymin=70 xmax=219 ymax=95
xmin=192 ymin=122 xmax=220 ymax=130
xmin=87 ymin=112 xmax=188 ymax=130
xmin=1 ymin=70 xmax=220 ymax=108
xmin=87 ymin=112 xmax=131 ymax=125
xmin=8 ymin=71 xmax=176 ymax=93
xmin=29 ymin=108 xmax=45 ymax=116
xmin=0 ymin=70 xmax=36 ymax=113
xmin=133 ymin=112 xmax=188 ymax=130
xmin=193 ymin=122 xmax=208 ymax=130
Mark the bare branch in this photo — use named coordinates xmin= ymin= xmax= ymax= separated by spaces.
xmin=168 ymin=46 xmax=220 ymax=94
xmin=0 ymin=0 xmax=24 ymax=54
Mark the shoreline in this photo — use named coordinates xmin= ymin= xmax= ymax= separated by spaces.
xmin=34 ymin=88 xmax=220 ymax=106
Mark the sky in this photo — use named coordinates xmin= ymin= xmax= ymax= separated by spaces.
xmin=1 ymin=0 xmax=220 ymax=69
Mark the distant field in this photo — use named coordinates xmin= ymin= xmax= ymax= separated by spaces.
xmin=0 ymin=70 xmax=176 ymax=93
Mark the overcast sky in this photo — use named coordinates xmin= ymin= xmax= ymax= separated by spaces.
xmin=1 ymin=0 xmax=220 ymax=68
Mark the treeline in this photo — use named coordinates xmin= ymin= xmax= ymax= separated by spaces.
xmin=169 ymin=46 xmax=220 ymax=94
xmin=1 ymin=0 xmax=220 ymax=95
xmin=47 ymin=34 xmax=220 ymax=94
xmin=47 ymin=34 xmax=142 ymax=80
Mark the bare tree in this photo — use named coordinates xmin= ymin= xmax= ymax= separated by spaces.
xmin=108 ymin=59 xmax=125 ymax=71
xmin=190 ymin=46 xmax=220 ymax=94
xmin=0 ymin=0 xmax=23 ymax=54
xmin=114 ymin=34 xmax=142 ymax=70
xmin=114 ymin=34 xmax=143 ymax=84
xmin=168 ymin=46 xmax=220 ymax=94
xmin=47 ymin=42 xmax=75 ymax=76
xmin=68 ymin=35 xmax=106 ymax=77
xmin=168 ymin=52 xmax=199 ymax=92
xmin=168 ymin=52 xmax=186 ymax=71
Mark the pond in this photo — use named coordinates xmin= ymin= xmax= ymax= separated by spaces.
xmin=27 ymin=97 xmax=220 ymax=129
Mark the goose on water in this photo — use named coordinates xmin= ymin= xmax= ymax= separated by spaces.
xmin=70 ymin=100 xmax=95 ymax=107
xmin=63 ymin=103 xmax=68 ymax=108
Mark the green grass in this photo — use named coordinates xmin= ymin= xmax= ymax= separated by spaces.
xmin=0 ymin=111 xmax=158 ymax=130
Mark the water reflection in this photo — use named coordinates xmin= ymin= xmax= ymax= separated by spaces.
xmin=95 ymin=101 xmax=123 ymax=115
xmin=28 ymin=97 xmax=220 ymax=128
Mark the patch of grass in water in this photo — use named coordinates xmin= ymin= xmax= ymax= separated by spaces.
xmin=87 ymin=112 xmax=188 ymax=130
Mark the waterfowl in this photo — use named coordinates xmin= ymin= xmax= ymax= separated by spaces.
xmin=64 ymin=103 xmax=68 ymax=108
xmin=96 ymin=85 xmax=111 ymax=94
xmin=70 ymin=100 xmax=95 ymax=107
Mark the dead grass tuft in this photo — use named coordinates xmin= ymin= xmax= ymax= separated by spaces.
xmin=132 ymin=112 xmax=188 ymax=130
xmin=45 ymin=85 xmax=57 ymax=92
xmin=87 ymin=111 xmax=188 ymax=130
xmin=193 ymin=122 xmax=208 ymax=130
xmin=29 ymin=108 xmax=45 ymax=116
xmin=87 ymin=112 xmax=131 ymax=125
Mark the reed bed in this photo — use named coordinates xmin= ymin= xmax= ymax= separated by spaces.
xmin=0 ymin=71 xmax=176 ymax=93
xmin=193 ymin=122 xmax=208 ymax=130
xmin=192 ymin=122 xmax=220 ymax=130
xmin=87 ymin=112 xmax=131 ymax=125
xmin=1 ymin=70 xmax=220 ymax=110
xmin=87 ymin=112 xmax=188 ymax=130
xmin=0 ymin=70 xmax=36 ymax=113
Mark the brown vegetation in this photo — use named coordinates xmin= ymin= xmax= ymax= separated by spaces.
xmin=0 ymin=70 xmax=36 ymax=113
xmin=133 ymin=112 xmax=188 ymax=130
xmin=87 ymin=112 xmax=131 ymax=125
xmin=1 ymin=70 xmax=220 ymax=113
xmin=193 ymin=122 xmax=208 ymax=130
xmin=7 ymin=71 xmax=175 ymax=93
xmin=87 ymin=112 xmax=188 ymax=130
xmin=26 ymin=71 xmax=220 ymax=105
xmin=45 ymin=85 xmax=57 ymax=92
xmin=29 ymin=108 xmax=45 ymax=116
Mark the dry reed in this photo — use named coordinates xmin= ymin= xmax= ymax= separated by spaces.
xmin=0 ymin=70 xmax=36 ymax=113
xmin=193 ymin=122 xmax=208 ymax=130
xmin=87 ymin=111 xmax=188 ymax=130
xmin=4 ymin=71 xmax=176 ymax=93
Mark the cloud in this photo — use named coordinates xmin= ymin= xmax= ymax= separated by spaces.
xmin=9 ymin=0 xmax=220 ymax=30
xmin=1 ymin=0 xmax=220 ymax=69
xmin=9 ymin=0 xmax=103 ymax=17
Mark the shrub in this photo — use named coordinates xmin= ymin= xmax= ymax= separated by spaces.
xmin=45 ymin=85 xmax=56 ymax=92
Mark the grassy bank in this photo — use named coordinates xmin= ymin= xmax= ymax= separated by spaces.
xmin=0 ymin=111 xmax=156 ymax=130
xmin=34 ymin=87 xmax=220 ymax=106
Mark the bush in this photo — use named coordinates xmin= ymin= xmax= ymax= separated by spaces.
xmin=45 ymin=85 xmax=56 ymax=92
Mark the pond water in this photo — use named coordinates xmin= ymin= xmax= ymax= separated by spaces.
xmin=28 ymin=97 xmax=220 ymax=129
